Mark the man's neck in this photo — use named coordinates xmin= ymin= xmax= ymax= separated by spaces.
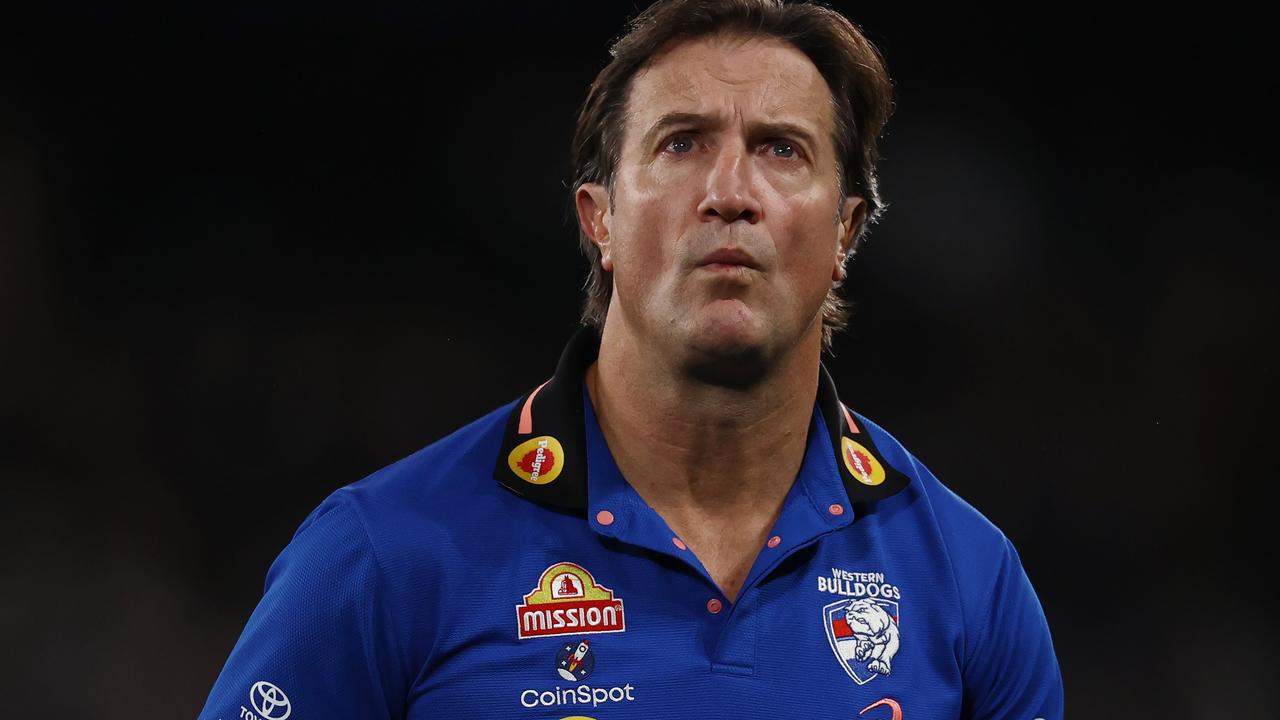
xmin=584 ymin=318 xmax=822 ymax=598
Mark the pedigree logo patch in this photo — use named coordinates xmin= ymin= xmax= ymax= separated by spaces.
xmin=516 ymin=562 xmax=626 ymax=639
xmin=508 ymin=435 xmax=565 ymax=485
xmin=842 ymin=437 xmax=886 ymax=486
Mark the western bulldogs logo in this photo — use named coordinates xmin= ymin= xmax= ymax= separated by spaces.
xmin=819 ymin=567 xmax=903 ymax=685
xmin=824 ymin=598 xmax=901 ymax=683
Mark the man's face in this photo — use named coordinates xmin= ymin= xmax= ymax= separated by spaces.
xmin=577 ymin=34 xmax=863 ymax=381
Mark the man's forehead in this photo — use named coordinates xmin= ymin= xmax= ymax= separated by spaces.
xmin=623 ymin=35 xmax=834 ymax=142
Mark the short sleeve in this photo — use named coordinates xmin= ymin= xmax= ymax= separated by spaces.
xmin=198 ymin=495 xmax=402 ymax=720
xmin=961 ymin=537 xmax=1064 ymax=720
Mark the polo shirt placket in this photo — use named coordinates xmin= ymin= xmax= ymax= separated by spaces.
xmin=582 ymin=387 xmax=860 ymax=677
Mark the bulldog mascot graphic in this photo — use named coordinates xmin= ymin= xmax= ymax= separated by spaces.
xmin=824 ymin=597 xmax=902 ymax=684
xmin=844 ymin=599 xmax=900 ymax=675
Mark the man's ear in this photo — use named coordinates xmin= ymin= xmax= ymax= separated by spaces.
xmin=575 ymin=182 xmax=613 ymax=272
xmin=833 ymin=196 xmax=866 ymax=282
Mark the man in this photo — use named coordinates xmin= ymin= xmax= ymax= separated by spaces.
xmin=201 ymin=1 xmax=1063 ymax=718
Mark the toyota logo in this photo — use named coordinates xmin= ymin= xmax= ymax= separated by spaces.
xmin=250 ymin=680 xmax=292 ymax=720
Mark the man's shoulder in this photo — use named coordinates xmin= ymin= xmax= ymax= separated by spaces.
xmin=852 ymin=410 xmax=1028 ymax=636
xmin=357 ymin=397 xmax=516 ymax=497
xmin=853 ymin=410 xmax=1009 ymax=551
xmin=310 ymin=396 xmax=526 ymax=547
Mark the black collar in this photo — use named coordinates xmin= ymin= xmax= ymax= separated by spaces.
xmin=493 ymin=326 xmax=910 ymax=513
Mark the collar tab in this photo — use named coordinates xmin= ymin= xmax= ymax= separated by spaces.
xmin=816 ymin=363 xmax=911 ymax=503
xmin=492 ymin=327 xmax=597 ymax=513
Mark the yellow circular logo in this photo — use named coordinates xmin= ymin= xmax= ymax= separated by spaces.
xmin=507 ymin=435 xmax=565 ymax=485
xmin=841 ymin=438 xmax=886 ymax=486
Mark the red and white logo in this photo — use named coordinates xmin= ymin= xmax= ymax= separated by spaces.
xmin=842 ymin=437 xmax=887 ymax=486
xmin=516 ymin=562 xmax=626 ymax=639
xmin=508 ymin=435 xmax=566 ymax=485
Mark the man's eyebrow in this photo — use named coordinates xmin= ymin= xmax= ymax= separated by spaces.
xmin=639 ymin=111 xmax=821 ymax=151
xmin=753 ymin=120 xmax=820 ymax=151
xmin=639 ymin=112 xmax=711 ymax=150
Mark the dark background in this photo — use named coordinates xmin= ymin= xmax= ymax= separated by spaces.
xmin=2 ymin=1 xmax=1276 ymax=717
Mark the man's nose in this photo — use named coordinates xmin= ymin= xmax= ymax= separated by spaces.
xmin=697 ymin=143 xmax=762 ymax=224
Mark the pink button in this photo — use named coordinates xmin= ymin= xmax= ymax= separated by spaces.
xmin=706 ymin=598 xmax=723 ymax=614
xmin=595 ymin=510 xmax=615 ymax=526
xmin=828 ymin=503 xmax=845 ymax=516
xmin=672 ymin=537 xmax=687 ymax=551
xmin=767 ymin=535 xmax=781 ymax=548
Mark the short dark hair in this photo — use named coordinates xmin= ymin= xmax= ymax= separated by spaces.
xmin=569 ymin=0 xmax=894 ymax=349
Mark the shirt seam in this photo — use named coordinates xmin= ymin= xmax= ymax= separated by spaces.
xmin=966 ymin=534 xmax=1013 ymax=665
xmin=335 ymin=490 xmax=400 ymax=719
xmin=908 ymin=451 xmax=972 ymax=669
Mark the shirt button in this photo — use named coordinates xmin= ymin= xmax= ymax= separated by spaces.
xmin=706 ymin=598 xmax=723 ymax=614
xmin=595 ymin=510 xmax=615 ymax=526
xmin=672 ymin=537 xmax=687 ymax=551
xmin=828 ymin=503 xmax=845 ymax=516
xmin=767 ymin=535 xmax=781 ymax=548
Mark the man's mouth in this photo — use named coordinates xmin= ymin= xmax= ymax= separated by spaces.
xmin=697 ymin=247 xmax=761 ymax=271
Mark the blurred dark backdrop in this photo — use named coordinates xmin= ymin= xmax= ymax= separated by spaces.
xmin=2 ymin=1 xmax=1276 ymax=717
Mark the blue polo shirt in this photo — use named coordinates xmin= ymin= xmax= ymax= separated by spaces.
xmin=200 ymin=327 xmax=1063 ymax=720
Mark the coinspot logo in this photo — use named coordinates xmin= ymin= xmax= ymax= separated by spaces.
xmin=249 ymin=680 xmax=291 ymax=720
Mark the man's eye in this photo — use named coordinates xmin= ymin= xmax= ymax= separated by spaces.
xmin=665 ymin=135 xmax=695 ymax=153
xmin=769 ymin=141 xmax=797 ymax=159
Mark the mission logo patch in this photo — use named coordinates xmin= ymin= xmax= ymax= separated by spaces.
xmin=516 ymin=562 xmax=626 ymax=639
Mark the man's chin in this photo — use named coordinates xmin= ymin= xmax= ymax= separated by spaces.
xmin=679 ymin=322 xmax=774 ymax=390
